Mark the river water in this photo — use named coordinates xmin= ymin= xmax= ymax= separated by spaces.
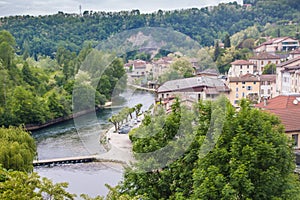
xmin=33 ymin=89 xmax=155 ymax=198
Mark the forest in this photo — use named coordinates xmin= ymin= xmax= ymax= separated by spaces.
xmin=0 ymin=0 xmax=299 ymax=58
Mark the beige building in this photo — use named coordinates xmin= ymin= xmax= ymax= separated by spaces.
xmin=228 ymin=74 xmax=260 ymax=106
xmin=254 ymin=37 xmax=299 ymax=53
xmin=249 ymin=52 xmax=281 ymax=74
xmin=276 ymin=56 xmax=300 ymax=95
xmin=228 ymin=60 xmax=255 ymax=77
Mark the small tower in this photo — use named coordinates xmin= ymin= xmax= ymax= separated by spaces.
xmin=79 ymin=5 xmax=82 ymax=16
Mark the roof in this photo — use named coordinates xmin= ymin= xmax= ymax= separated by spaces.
xmin=254 ymin=37 xmax=295 ymax=49
xmin=157 ymin=76 xmax=229 ymax=93
xmin=256 ymin=95 xmax=300 ymax=110
xmin=229 ymin=73 xmax=260 ymax=82
xmin=260 ymin=74 xmax=276 ymax=82
xmin=290 ymin=48 xmax=300 ymax=55
xmin=277 ymin=56 xmax=300 ymax=67
xmin=255 ymin=94 xmax=300 ymax=132
xmin=197 ymin=68 xmax=219 ymax=76
xmin=231 ymin=60 xmax=254 ymax=65
xmin=250 ymin=52 xmax=281 ymax=60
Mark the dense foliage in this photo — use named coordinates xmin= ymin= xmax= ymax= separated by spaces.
xmin=0 ymin=126 xmax=36 ymax=172
xmin=0 ymin=0 xmax=299 ymax=58
xmin=0 ymin=30 xmax=126 ymax=127
xmin=0 ymin=165 xmax=76 ymax=199
xmin=116 ymin=98 xmax=300 ymax=199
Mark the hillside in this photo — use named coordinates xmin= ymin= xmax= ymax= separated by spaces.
xmin=0 ymin=0 xmax=299 ymax=58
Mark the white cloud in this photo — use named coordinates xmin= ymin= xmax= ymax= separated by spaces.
xmin=0 ymin=0 xmax=242 ymax=17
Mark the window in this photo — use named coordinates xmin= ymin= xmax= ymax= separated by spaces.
xmin=161 ymin=94 xmax=164 ymax=98
xmin=234 ymin=100 xmax=240 ymax=105
xmin=242 ymin=92 xmax=245 ymax=97
xmin=242 ymin=81 xmax=246 ymax=84
xmin=261 ymin=89 xmax=264 ymax=94
xmin=292 ymin=134 xmax=299 ymax=147
xmin=247 ymin=86 xmax=252 ymax=90
xmin=261 ymin=61 xmax=264 ymax=65
xmin=254 ymin=82 xmax=256 ymax=84
xmin=236 ymin=87 xmax=239 ymax=92
xmin=240 ymin=65 xmax=243 ymax=69
xmin=240 ymin=71 xmax=242 ymax=75
xmin=236 ymin=82 xmax=238 ymax=85
xmin=247 ymin=65 xmax=249 ymax=69
xmin=268 ymin=89 xmax=271 ymax=94
xmin=236 ymin=93 xmax=239 ymax=98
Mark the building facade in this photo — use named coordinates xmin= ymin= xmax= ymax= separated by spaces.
xmin=228 ymin=74 xmax=260 ymax=106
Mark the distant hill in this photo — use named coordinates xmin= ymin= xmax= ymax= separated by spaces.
xmin=0 ymin=0 xmax=299 ymax=57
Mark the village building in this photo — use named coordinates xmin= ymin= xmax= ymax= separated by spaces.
xmin=254 ymin=37 xmax=299 ymax=53
xmin=156 ymin=76 xmax=230 ymax=107
xmin=260 ymin=74 xmax=277 ymax=99
xmin=228 ymin=73 xmax=260 ymax=106
xmin=288 ymin=48 xmax=300 ymax=59
xmin=256 ymin=94 xmax=300 ymax=149
xmin=249 ymin=52 xmax=281 ymax=74
xmin=228 ymin=60 xmax=255 ymax=77
xmin=276 ymin=56 xmax=300 ymax=95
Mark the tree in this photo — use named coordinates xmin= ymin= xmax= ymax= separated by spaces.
xmin=113 ymin=98 xmax=300 ymax=199
xmin=262 ymin=63 xmax=276 ymax=74
xmin=192 ymin=99 xmax=300 ymax=200
xmin=224 ymin=33 xmax=231 ymax=48
xmin=134 ymin=104 xmax=143 ymax=117
xmin=214 ymin=41 xmax=220 ymax=62
xmin=0 ymin=126 xmax=36 ymax=172
xmin=0 ymin=166 xmax=76 ymax=199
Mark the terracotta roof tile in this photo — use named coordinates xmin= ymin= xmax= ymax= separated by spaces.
xmin=250 ymin=52 xmax=281 ymax=60
xmin=260 ymin=74 xmax=276 ymax=82
xmin=255 ymin=95 xmax=300 ymax=132
xmin=231 ymin=60 xmax=254 ymax=65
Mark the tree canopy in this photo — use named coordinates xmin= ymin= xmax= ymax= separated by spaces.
xmin=114 ymin=98 xmax=300 ymax=199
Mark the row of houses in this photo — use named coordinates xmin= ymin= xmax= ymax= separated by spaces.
xmin=155 ymin=36 xmax=300 ymax=149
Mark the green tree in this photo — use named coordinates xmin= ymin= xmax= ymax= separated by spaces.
xmin=0 ymin=166 xmax=76 ymax=199
xmin=192 ymin=99 xmax=300 ymax=200
xmin=214 ymin=41 xmax=220 ymax=62
xmin=0 ymin=126 xmax=36 ymax=172
xmin=224 ymin=33 xmax=231 ymax=48
xmin=262 ymin=63 xmax=276 ymax=74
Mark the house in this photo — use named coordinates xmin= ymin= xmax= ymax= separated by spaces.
xmin=288 ymin=48 xmax=300 ymax=59
xmin=276 ymin=56 xmax=300 ymax=95
xmin=126 ymin=59 xmax=149 ymax=78
xmin=156 ymin=76 xmax=230 ymax=104
xmin=228 ymin=73 xmax=260 ymax=106
xmin=152 ymin=57 xmax=173 ymax=79
xmin=228 ymin=60 xmax=255 ymax=77
xmin=260 ymin=74 xmax=277 ymax=99
xmin=249 ymin=52 xmax=281 ymax=74
xmin=254 ymin=37 xmax=299 ymax=53
xmin=255 ymin=94 xmax=300 ymax=149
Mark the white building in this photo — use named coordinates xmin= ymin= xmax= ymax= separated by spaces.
xmin=249 ymin=52 xmax=281 ymax=74
xmin=228 ymin=60 xmax=255 ymax=77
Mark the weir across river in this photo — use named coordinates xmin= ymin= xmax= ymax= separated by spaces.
xmin=33 ymin=155 xmax=97 ymax=167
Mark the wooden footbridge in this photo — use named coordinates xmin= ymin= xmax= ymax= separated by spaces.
xmin=33 ymin=155 xmax=97 ymax=167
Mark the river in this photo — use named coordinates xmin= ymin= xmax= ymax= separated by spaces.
xmin=33 ymin=89 xmax=155 ymax=198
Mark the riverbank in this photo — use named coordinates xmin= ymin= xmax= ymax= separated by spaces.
xmin=26 ymin=102 xmax=113 ymax=131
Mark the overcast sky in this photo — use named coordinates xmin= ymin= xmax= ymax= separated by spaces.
xmin=0 ymin=0 xmax=243 ymax=17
